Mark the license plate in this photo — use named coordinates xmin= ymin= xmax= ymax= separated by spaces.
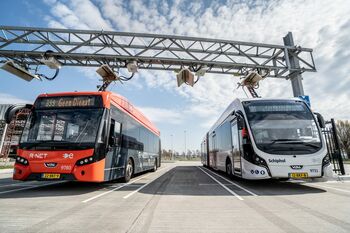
xmin=289 ymin=172 xmax=308 ymax=179
xmin=42 ymin=173 xmax=61 ymax=179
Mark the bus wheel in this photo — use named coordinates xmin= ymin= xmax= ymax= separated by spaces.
xmin=123 ymin=158 xmax=134 ymax=182
xmin=226 ymin=159 xmax=232 ymax=176
xmin=151 ymin=159 xmax=157 ymax=172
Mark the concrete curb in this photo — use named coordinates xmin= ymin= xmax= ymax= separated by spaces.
xmin=0 ymin=168 xmax=13 ymax=174
xmin=338 ymin=175 xmax=350 ymax=181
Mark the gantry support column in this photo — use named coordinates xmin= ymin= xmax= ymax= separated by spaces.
xmin=283 ymin=32 xmax=305 ymax=97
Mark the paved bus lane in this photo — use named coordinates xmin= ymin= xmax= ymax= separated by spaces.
xmin=1 ymin=162 xmax=350 ymax=233
xmin=0 ymin=163 xmax=177 ymax=233
xmin=203 ymin=167 xmax=350 ymax=233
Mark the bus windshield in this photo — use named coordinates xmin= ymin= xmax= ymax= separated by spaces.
xmin=243 ymin=100 xmax=322 ymax=155
xmin=20 ymin=108 xmax=103 ymax=148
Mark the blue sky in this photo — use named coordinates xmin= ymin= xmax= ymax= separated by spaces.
xmin=1 ymin=0 xmax=350 ymax=153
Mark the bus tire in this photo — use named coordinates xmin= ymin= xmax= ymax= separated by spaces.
xmin=226 ymin=158 xmax=232 ymax=177
xmin=123 ymin=158 xmax=134 ymax=183
xmin=151 ymin=159 xmax=157 ymax=172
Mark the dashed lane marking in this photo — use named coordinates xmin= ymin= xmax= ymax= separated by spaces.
xmin=123 ymin=167 xmax=174 ymax=199
xmin=203 ymin=167 xmax=258 ymax=196
xmin=82 ymin=166 xmax=170 ymax=203
xmin=197 ymin=166 xmax=243 ymax=200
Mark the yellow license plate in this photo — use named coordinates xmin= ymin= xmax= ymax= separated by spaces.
xmin=42 ymin=173 xmax=61 ymax=179
xmin=289 ymin=172 xmax=308 ymax=179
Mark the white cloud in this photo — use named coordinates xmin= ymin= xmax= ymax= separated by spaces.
xmin=137 ymin=106 xmax=183 ymax=125
xmin=0 ymin=94 xmax=30 ymax=104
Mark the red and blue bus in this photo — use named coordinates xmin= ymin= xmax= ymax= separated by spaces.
xmin=13 ymin=91 xmax=161 ymax=182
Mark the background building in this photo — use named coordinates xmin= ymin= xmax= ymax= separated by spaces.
xmin=0 ymin=104 xmax=29 ymax=158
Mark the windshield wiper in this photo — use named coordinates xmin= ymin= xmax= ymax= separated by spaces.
xmin=297 ymin=141 xmax=320 ymax=148
xmin=269 ymin=139 xmax=320 ymax=148
xmin=24 ymin=140 xmax=71 ymax=149
xmin=269 ymin=139 xmax=298 ymax=145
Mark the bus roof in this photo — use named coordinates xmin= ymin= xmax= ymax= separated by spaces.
xmin=208 ymin=97 xmax=304 ymax=133
xmin=109 ymin=92 xmax=160 ymax=136
xmin=37 ymin=91 xmax=160 ymax=136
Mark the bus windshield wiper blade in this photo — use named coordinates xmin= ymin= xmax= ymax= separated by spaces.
xmin=24 ymin=140 xmax=71 ymax=149
xmin=25 ymin=141 xmax=49 ymax=149
xmin=269 ymin=139 xmax=299 ymax=145
xmin=269 ymin=139 xmax=320 ymax=148
xmin=298 ymin=141 xmax=320 ymax=148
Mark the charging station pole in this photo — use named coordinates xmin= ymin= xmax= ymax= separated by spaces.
xmin=283 ymin=32 xmax=305 ymax=97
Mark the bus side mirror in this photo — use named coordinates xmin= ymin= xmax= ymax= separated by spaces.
xmin=237 ymin=117 xmax=245 ymax=130
xmin=235 ymin=111 xmax=245 ymax=130
xmin=4 ymin=104 xmax=32 ymax=124
xmin=109 ymin=134 xmax=121 ymax=147
xmin=314 ymin=112 xmax=325 ymax=128
xmin=109 ymin=135 xmax=116 ymax=147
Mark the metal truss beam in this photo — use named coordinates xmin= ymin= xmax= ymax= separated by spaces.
xmin=0 ymin=26 xmax=316 ymax=78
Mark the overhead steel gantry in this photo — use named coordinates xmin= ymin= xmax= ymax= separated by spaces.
xmin=0 ymin=26 xmax=316 ymax=96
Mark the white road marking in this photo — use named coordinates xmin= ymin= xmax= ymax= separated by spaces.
xmin=123 ymin=167 xmax=173 ymax=199
xmin=203 ymin=167 xmax=258 ymax=196
xmin=0 ymin=181 xmax=65 ymax=195
xmin=82 ymin=166 xmax=170 ymax=203
xmin=82 ymin=174 xmax=152 ymax=203
xmin=0 ymin=181 xmax=39 ymax=188
xmin=307 ymin=183 xmax=350 ymax=194
xmin=0 ymin=184 xmax=36 ymax=188
xmin=197 ymin=166 xmax=243 ymax=200
xmin=325 ymin=180 xmax=350 ymax=183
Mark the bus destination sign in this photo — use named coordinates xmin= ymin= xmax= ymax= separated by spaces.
xmin=36 ymin=96 xmax=102 ymax=109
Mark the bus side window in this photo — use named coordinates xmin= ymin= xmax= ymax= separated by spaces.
xmin=114 ymin=121 xmax=121 ymax=146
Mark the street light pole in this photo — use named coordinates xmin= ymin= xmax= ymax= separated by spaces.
xmin=170 ymin=134 xmax=174 ymax=160
xmin=184 ymin=130 xmax=187 ymax=159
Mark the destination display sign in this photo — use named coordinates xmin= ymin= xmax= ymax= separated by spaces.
xmin=247 ymin=104 xmax=305 ymax=113
xmin=35 ymin=96 xmax=102 ymax=109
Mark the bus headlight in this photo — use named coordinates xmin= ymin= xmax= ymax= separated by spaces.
xmin=15 ymin=156 xmax=29 ymax=166
xmin=76 ymin=156 xmax=95 ymax=166
xmin=252 ymin=154 xmax=271 ymax=176
xmin=253 ymin=154 xmax=268 ymax=167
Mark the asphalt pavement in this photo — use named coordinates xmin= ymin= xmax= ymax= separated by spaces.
xmin=1 ymin=161 xmax=350 ymax=233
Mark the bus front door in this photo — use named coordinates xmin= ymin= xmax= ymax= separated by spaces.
xmin=231 ymin=121 xmax=241 ymax=174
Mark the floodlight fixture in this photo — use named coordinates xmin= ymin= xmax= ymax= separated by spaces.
xmin=241 ymin=71 xmax=263 ymax=88
xmin=177 ymin=72 xmax=185 ymax=87
xmin=1 ymin=60 xmax=40 ymax=82
xmin=127 ymin=61 xmax=138 ymax=73
xmin=176 ymin=68 xmax=194 ymax=87
xmin=96 ymin=64 xmax=119 ymax=81
xmin=40 ymin=56 xmax=61 ymax=69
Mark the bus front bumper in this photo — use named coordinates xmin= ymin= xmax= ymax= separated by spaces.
xmin=13 ymin=159 xmax=106 ymax=182
xmin=241 ymin=158 xmax=328 ymax=180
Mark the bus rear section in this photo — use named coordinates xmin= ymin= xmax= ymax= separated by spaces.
xmin=202 ymin=98 xmax=332 ymax=180
xmin=13 ymin=92 xmax=161 ymax=182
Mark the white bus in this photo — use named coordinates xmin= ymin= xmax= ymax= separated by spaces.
xmin=201 ymin=98 xmax=332 ymax=180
